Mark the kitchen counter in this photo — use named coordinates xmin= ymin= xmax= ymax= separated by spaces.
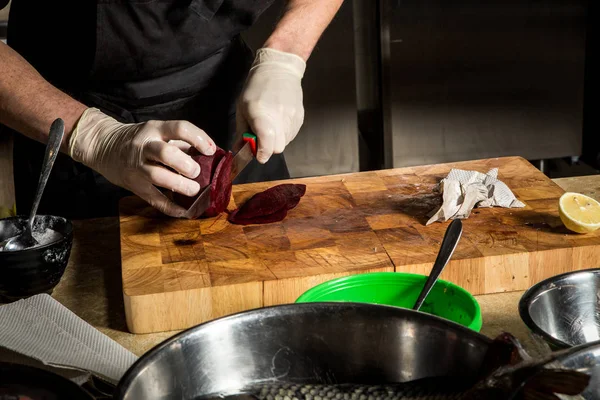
xmin=42 ymin=174 xmax=600 ymax=357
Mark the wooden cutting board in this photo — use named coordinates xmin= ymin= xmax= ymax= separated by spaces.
xmin=118 ymin=156 xmax=600 ymax=333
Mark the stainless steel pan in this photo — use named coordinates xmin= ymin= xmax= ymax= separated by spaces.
xmin=114 ymin=302 xmax=494 ymax=400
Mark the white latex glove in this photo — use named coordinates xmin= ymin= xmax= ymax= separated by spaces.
xmin=236 ymin=48 xmax=307 ymax=163
xmin=68 ymin=107 xmax=217 ymax=217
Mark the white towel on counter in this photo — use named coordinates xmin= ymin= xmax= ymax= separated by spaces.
xmin=0 ymin=293 xmax=138 ymax=385
xmin=426 ymin=168 xmax=525 ymax=225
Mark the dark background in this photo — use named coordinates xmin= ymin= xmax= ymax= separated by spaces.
xmin=0 ymin=0 xmax=596 ymax=180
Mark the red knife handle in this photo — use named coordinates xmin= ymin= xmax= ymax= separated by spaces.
xmin=242 ymin=132 xmax=257 ymax=157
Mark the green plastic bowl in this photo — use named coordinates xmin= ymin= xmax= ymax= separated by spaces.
xmin=295 ymin=272 xmax=482 ymax=332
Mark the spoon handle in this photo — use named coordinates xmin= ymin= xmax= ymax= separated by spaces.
xmin=28 ymin=118 xmax=65 ymax=231
xmin=413 ymin=219 xmax=463 ymax=311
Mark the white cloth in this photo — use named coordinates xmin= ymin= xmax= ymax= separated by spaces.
xmin=0 ymin=294 xmax=138 ymax=385
xmin=426 ymin=168 xmax=525 ymax=225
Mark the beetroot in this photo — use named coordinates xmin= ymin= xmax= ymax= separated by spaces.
xmin=173 ymin=147 xmax=233 ymax=218
xmin=173 ymin=148 xmax=306 ymax=223
xmin=227 ymin=184 xmax=307 ymax=225
xmin=203 ymin=151 xmax=233 ymax=217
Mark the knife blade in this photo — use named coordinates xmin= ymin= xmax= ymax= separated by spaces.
xmin=181 ymin=132 xmax=257 ymax=219
xmin=230 ymin=132 xmax=257 ymax=182
xmin=182 ymin=184 xmax=211 ymax=220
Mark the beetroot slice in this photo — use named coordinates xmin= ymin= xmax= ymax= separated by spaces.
xmin=227 ymin=184 xmax=307 ymax=225
xmin=227 ymin=207 xmax=289 ymax=226
xmin=193 ymin=147 xmax=226 ymax=188
xmin=173 ymin=146 xmax=233 ymax=218
xmin=203 ymin=151 xmax=233 ymax=217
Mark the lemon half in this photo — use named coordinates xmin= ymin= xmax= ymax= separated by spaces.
xmin=559 ymin=192 xmax=600 ymax=234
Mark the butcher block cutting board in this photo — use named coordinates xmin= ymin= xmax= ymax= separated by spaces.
xmin=118 ymin=156 xmax=600 ymax=333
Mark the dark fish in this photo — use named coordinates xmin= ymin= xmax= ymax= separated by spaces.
xmin=242 ymin=378 xmax=478 ymax=400
xmin=231 ymin=367 xmax=588 ymax=400
xmin=199 ymin=333 xmax=592 ymax=400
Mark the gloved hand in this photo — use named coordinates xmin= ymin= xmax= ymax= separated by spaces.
xmin=68 ymin=107 xmax=216 ymax=217
xmin=235 ymin=48 xmax=307 ymax=164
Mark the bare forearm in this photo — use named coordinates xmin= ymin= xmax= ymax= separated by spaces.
xmin=0 ymin=42 xmax=87 ymax=152
xmin=263 ymin=0 xmax=344 ymax=61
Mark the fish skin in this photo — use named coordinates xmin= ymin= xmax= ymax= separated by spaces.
xmin=200 ymin=366 xmax=588 ymax=400
xmin=248 ymin=379 xmax=471 ymax=400
xmin=231 ymin=358 xmax=590 ymax=400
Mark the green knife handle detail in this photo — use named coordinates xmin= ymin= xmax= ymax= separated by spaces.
xmin=242 ymin=132 xmax=257 ymax=156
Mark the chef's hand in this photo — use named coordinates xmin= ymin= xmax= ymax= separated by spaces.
xmin=68 ymin=107 xmax=216 ymax=217
xmin=235 ymin=48 xmax=306 ymax=163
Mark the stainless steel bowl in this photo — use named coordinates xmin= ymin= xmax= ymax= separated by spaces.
xmin=519 ymin=269 xmax=600 ymax=349
xmin=115 ymin=302 xmax=494 ymax=400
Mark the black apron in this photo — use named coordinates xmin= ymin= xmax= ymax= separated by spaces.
xmin=6 ymin=0 xmax=288 ymax=220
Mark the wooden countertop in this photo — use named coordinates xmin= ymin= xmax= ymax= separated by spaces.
xmin=40 ymin=174 xmax=600 ymax=357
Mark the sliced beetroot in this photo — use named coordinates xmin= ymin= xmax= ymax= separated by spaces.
xmin=203 ymin=151 xmax=233 ymax=217
xmin=173 ymin=150 xmax=306 ymax=222
xmin=194 ymin=147 xmax=226 ymax=189
xmin=227 ymin=184 xmax=307 ymax=225
xmin=173 ymin=146 xmax=233 ymax=218
xmin=228 ymin=208 xmax=290 ymax=225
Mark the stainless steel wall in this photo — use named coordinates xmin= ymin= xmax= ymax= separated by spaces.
xmin=246 ymin=0 xmax=587 ymax=176
xmin=0 ymin=1 xmax=8 ymax=41
xmin=383 ymin=0 xmax=588 ymax=168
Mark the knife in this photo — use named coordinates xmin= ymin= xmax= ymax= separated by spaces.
xmin=230 ymin=132 xmax=258 ymax=182
xmin=182 ymin=132 xmax=257 ymax=219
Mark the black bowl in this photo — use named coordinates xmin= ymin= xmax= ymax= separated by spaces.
xmin=0 ymin=215 xmax=73 ymax=301
xmin=0 ymin=362 xmax=92 ymax=399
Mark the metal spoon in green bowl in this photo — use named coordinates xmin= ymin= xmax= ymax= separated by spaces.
xmin=412 ymin=219 xmax=463 ymax=311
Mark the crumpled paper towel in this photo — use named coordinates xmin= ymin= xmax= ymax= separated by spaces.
xmin=426 ymin=168 xmax=525 ymax=225
xmin=0 ymin=293 xmax=138 ymax=386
